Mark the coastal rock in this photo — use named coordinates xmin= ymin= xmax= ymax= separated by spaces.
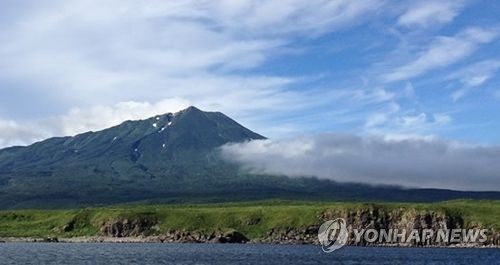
xmin=100 ymin=216 xmax=158 ymax=237
xmin=218 ymin=231 xmax=249 ymax=243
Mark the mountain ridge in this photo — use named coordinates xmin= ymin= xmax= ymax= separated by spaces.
xmin=0 ymin=106 xmax=264 ymax=170
xmin=0 ymin=106 xmax=264 ymax=150
xmin=0 ymin=106 xmax=499 ymax=209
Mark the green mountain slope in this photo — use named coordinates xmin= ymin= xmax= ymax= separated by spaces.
xmin=0 ymin=107 xmax=267 ymax=207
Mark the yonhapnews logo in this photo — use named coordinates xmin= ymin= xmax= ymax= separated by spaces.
xmin=317 ymin=218 xmax=348 ymax=253
xmin=318 ymin=218 xmax=490 ymax=253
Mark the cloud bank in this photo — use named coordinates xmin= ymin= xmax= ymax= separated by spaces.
xmin=220 ymin=134 xmax=500 ymax=191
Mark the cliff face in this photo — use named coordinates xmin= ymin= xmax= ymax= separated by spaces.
xmin=90 ymin=207 xmax=499 ymax=247
xmin=1 ymin=201 xmax=499 ymax=247
xmin=260 ymin=208 xmax=499 ymax=247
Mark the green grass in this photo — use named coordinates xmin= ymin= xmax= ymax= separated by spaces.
xmin=0 ymin=199 xmax=498 ymax=239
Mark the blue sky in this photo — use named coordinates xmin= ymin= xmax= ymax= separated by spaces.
xmin=1 ymin=0 xmax=500 ymax=147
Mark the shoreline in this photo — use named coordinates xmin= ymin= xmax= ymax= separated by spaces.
xmin=1 ymin=201 xmax=499 ymax=249
xmin=1 ymin=236 xmax=499 ymax=249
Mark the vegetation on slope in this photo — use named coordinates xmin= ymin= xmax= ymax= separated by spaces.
xmin=0 ymin=200 xmax=498 ymax=239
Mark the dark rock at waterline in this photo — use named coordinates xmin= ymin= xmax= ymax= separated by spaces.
xmin=42 ymin=237 xmax=59 ymax=243
xmin=213 ymin=231 xmax=249 ymax=243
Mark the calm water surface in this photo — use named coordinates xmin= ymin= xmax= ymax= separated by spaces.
xmin=0 ymin=243 xmax=498 ymax=265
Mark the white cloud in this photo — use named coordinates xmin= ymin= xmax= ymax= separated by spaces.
xmin=221 ymin=134 xmax=500 ymax=191
xmin=465 ymin=75 xmax=489 ymax=87
xmin=0 ymin=0 xmax=383 ymax=104
xmin=398 ymin=113 xmax=428 ymax=127
xmin=365 ymin=113 xmax=389 ymax=128
xmin=448 ymin=60 xmax=500 ymax=85
xmin=0 ymin=73 xmax=342 ymax=147
xmin=209 ymin=0 xmax=383 ymax=36
xmin=0 ymin=1 xmax=496 ymax=151
xmin=332 ymin=87 xmax=396 ymax=103
xmin=451 ymin=88 xmax=469 ymax=102
xmin=0 ymin=119 xmax=46 ymax=148
xmin=433 ymin=113 xmax=452 ymax=125
xmin=397 ymin=1 xmax=465 ymax=28
xmin=364 ymin=106 xmax=452 ymax=137
xmin=0 ymin=80 xmax=405 ymax=149
xmin=0 ymin=0 xmax=384 ymax=144
xmin=52 ymin=98 xmax=191 ymax=136
xmin=384 ymin=27 xmax=499 ymax=82
xmin=0 ymin=98 xmax=190 ymax=148
xmin=403 ymin=82 xmax=416 ymax=98
xmin=447 ymin=60 xmax=500 ymax=101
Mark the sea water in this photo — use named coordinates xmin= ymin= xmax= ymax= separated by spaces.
xmin=0 ymin=243 xmax=498 ymax=265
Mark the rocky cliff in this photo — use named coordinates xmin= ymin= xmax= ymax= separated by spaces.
xmin=1 ymin=201 xmax=499 ymax=247
xmin=61 ymin=206 xmax=500 ymax=247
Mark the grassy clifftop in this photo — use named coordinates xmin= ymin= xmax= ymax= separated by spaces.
xmin=0 ymin=200 xmax=499 ymax=241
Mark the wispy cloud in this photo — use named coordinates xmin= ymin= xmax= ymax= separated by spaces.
xmin=221 ymin=134 xmax=500 ymax=191
xmin=397 ymin=0 xmax=466 ymax=28
xmin=384 ymin=27 xmax=498 ymax=82
xmin=0 ymin=0 xmax=386 ymax=146
xmin=0 ymin=1 xmax=499 ymax=148
xmin=0 ymin=0 xmax=383 ymax=101
xmin=447 ymin=60 xmax=500 ymax=101
xmin=360 ymin=82 xmax=451 ymax=137
xmin=208 ymin=0 xmax=384 ymax=36
xmin=364 ymin=109 xmax=452 ymax=136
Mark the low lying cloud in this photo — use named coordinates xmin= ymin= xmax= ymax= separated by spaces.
xmin=220 ymin=134 xmax=500 ymax=191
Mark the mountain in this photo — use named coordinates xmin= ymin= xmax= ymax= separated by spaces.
xmin=0 ymin=106 xmax=499 ymax=208
xmin=0 ymin=106 xmax=264 ymax=177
